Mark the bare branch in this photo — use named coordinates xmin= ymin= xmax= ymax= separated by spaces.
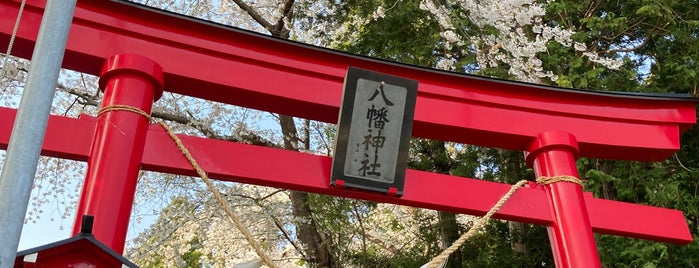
xmin=226 ymin=0 xmax=274 ymax=31
xmin=279 ymin=0 xmax=295 ymax=20
xmin=312 ymin=123 xmax=332 ymax=156
xmin=154 ymin=109 xmax=279 ymax=148
xmin=364 ymin=233 xmax=400 ymax=255
xmin=605 ymin=34 xmax=652 ymax=54
xmin=57 ymin=83 xmax=99 ymax=106
xmin=259 ymin=189 xmax=285 ymax=201
xmin=271 ymin=0 xmax=295 ymax=37
xmin=56 ymin=82 xmax=279 ymax=148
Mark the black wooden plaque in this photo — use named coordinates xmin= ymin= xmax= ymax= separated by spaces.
xmin=331 ymin=67 xmax=418 ymax=195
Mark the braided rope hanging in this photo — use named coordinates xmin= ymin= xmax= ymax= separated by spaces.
xmin=98 ymin=105 xmax=278 ymax=268
xmin=425 ymin=175 xmax=584 ymax=267
xmin=1 ymin=0 xmax=28 ymax=85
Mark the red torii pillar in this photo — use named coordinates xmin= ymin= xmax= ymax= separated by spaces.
xmin=66 ymin=56 xmax=608 ymax=266
xmin=527 ymin=132 xmax=600 ymax=267
xmin=71 ymin=54 xmax=163 ymax=253
xmin=0 ymin=0 xmax=695 ymax=267
xmin=72 ymin=56 xmax=608 ymax=266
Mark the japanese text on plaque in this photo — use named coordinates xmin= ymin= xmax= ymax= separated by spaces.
xmin=343 ymin=79 xmax=407 ymax=183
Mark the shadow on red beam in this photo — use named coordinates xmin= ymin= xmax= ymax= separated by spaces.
xmin=0 ymin=106 xmax=691 ymax=243
xmin=0 ymin=0 xmax=696 ymax=161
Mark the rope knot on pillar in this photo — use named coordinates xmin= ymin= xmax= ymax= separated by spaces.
xmin=536 ymin=175 xmax=583 ymax=187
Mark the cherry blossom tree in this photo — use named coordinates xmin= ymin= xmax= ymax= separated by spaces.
xmin=3 ymin=0 xmax=697 ymax=267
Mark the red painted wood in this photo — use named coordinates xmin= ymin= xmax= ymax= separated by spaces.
xmin=526 ymin=132 xmax=601 ymax=268
xmin=0 ymin=0 xmax=695 ymax=161
xmin=13 ymin=236 xmax=137 ymax=267
xmin=0 ymin=109 xmax=691 ymax=244
xmin=0 ymin=0 xmax=695 ymax=264
xmin=142 ymin=126 xmax=551 ymax=224
xmin=71 ymin=54 xmax=164 ymax=253
xmin=0 ymin=106 xmax=93 ymax=161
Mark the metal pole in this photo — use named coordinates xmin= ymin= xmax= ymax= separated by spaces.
xmin=0 ymin=0 xmax=76 ymax=267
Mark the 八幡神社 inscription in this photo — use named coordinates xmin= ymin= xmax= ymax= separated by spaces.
xmin=344 ymin=79 xmax=405 ymax=182
xmin=331 ymin=67 xmax=417 ymax=195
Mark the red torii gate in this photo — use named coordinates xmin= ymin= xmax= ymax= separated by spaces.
xmin=0 ymin=0 xmax=695 ymax=267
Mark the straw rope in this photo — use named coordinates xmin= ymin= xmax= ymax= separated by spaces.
xmin=98 ymin=105 xmax=278 ymax=268
xmin=536 ymin=175 xmax=583 ymax=187
xmin=2 ymin=0 xmax=26 ymax=63
xmin=425 ymin=174 xmax=584 ymax=267
xmin=424 ymin=179 xmax=528 ymax=268
xmin=100 ymin=105 xmax=587 ymax=268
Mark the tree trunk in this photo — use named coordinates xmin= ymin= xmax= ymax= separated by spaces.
xmin=289 ymin=190 xmax=332 ymax=267
xmin=600 ymin=161 xmax=617 ymax=200
xmin=425 ymin=140 xmax=463 ymax=267
xmin=508 ymin=221 xmax=528 ymax=254
xmin=438 ymin=211 xmax=463 ymax=268
xmin=279 ymin=114 xmax=334 ymax=267
xmin=499 ymin=149 xmax=529 ymax=262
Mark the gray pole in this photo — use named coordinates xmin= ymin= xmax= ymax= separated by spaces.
xmin=0 ymin=0 xmax=77 ymax=267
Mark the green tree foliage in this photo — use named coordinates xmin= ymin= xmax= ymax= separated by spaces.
xmin=324 ymin=0 xmax=473 ymax=68
xmin=319 ymin=0 xmax=699 ymax=267
xmin=542 ymin=1 xmax=699 ymax=267
xmin=121 ymin=0 xmax=698 ymax=267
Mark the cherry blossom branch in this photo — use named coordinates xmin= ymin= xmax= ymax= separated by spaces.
xmin=225 ymin=0 xmax=274 ymax=31
xmin=271 ymin=0 xmax=295 ymax=37
xmin=56 ymin=81 xmax=279 ymax=148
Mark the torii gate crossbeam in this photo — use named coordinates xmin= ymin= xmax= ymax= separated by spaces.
xmin=0 ymin=106 xmax=691 ymax=244
xmin=1 ymin=0 xmax=695 ymax=161
xmin=0 ymin=0 xmax=695 ymax=267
